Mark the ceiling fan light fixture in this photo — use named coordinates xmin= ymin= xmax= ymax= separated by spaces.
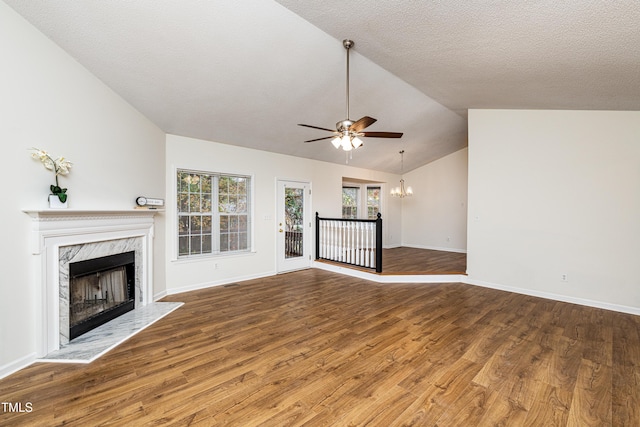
xmin=331 ymin=136 xmax=341 ymax=149
xmin=351 ymin=136 xmax=363 ymax=149
xmin=340 ymin=134 xmax=352 ymax=151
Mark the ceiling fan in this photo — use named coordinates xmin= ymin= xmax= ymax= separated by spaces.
xmin=298 ymin=39 xmax=403 ymax=151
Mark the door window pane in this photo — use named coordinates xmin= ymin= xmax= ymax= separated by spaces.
xmin=285 ymin=188 xmax=304 ymax=258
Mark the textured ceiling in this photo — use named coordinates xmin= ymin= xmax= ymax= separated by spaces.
xmin=4 ymin=1 xmax=639 ymax=174
xmin=276 ymin=0 xmax=640 ymax=117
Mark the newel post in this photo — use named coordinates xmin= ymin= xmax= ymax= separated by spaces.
xmin=315 ymin=212 xmax=320 ymax=260
xmin=375 ymin=213 xmax=382 ymax=273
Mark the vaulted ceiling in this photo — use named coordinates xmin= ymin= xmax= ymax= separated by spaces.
xmin=5 ymin=1 xmax=639 ymax=174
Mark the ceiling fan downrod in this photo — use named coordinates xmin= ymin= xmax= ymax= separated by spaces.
xmin=343 ymin=39 xmax=354 ymax=121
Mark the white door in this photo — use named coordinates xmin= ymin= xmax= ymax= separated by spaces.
xmin=276 ymin=180 xmax=311 ymax=273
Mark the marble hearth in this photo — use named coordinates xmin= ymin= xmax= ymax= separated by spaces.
xmin=24 ymin=209 xmax=161 ymax=357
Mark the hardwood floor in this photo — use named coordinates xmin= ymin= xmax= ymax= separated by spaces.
xmin=319 ymin=247 xmax=467 ymax=275
xmin=382 ymin=247 xmax=467 ymax=275
xmin=1 ymin=268 xmax=638 ymax=426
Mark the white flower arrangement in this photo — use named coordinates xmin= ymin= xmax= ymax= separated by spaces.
xmin=29 ymin=148 xmax=73 ymax=203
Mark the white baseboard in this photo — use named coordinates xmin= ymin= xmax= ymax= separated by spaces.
xmin=153 ymin=290 xmax=168 ymax=301
xmin=463 ymin=277 xmax=640 ymax=316
xmin=314 ymin=262 xmax=640 ymax=315
xmin=0 ymin=352 xmax=37 ymax=381
xmin=401 ymin=243 xmax=467 ymax=254
xmin=313 ymin=261 xmax=465 ymax=284
xmin=164 ymin=270 xmax=277 ymax=295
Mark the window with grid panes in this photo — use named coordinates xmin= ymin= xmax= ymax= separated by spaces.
xmin=342 ymin=186 xmax=359 ymax=219
xmin=367 ymin=186 xmax=381 ymax=219
xmin=177 ymin=170 xmax=251 ymax=257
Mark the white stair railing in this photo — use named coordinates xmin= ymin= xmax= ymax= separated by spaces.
xmin=315 ymin=212 xmax=382 ymax=272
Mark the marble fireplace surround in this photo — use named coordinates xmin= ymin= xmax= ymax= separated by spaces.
xmin=25 ymin=209 xmax=160 ymax=357
xmin=59 ymin=237 xmax=142 ymax=346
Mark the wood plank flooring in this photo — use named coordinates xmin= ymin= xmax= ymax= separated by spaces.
xmin=1 ymin=268 xmax=639 ymax=426
xmin=319 ymin=247 xmax=467 ymax=275
xmin=381 ymin=247 xmax=467 ymax=275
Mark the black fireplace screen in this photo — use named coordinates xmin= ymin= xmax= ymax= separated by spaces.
xmin=69 ymin=251 xmax=135 ymax=340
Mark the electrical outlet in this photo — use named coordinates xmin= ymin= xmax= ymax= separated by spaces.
xmin=214 ymin=263 xmax=219 ymax=270
xmin=561 ymin=274 xmax=568 ymax=282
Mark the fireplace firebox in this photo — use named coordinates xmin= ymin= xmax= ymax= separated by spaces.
xmin=68 ymin=251 xmax=135 ymax=340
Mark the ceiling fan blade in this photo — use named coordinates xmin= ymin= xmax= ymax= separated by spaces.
xmin=304 ymin=136 xmax=335 ymax=143
xmin=361 ymin=131 xmax=404 ymax=138
xmin=298 ymin=123 xmax=336 ymax=132
xmin=350 ymin=116 xmax=377 ymax=132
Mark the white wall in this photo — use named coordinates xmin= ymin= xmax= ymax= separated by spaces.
xmin=467 ymin=109 xmax=640 ymax=312
xmin=0 ymin=3 xmax=166 ymax=376
xmin=401 ymin=148 xmax=468 ymax=253
xmin=165 ymin=134 xmax=402 ymax=294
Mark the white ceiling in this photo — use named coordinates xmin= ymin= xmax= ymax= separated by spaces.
xmin=4 ymin=1 xmax=639 ymax=174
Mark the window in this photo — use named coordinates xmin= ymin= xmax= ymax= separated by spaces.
xmin=366 ymin=186 xmax=381 ymax=219
xmin=177 ymin=170 xmax=251 ymax=257
xmin=342 ymin=187 xmax=359 ymax=219
xmin=342 ymin=182 xmax=383 ymax=220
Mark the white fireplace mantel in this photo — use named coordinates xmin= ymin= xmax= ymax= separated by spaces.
xmin=24 ymin=208 xmax=162 ymax=356
xmin=23 ymin=209 xmax=163 ymax=255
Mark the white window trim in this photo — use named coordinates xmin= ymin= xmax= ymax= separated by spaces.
xmin=171 ymin=166 xmax=256 ymax=261
xmin=342 ymin=181 xmax=384 ymax=220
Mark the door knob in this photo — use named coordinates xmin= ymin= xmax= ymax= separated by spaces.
xmin=279 ymin=229 xmax=283 ymax=233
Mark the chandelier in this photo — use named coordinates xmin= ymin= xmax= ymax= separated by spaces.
xmin=390 ymin=150 xmax=413 ymax=198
